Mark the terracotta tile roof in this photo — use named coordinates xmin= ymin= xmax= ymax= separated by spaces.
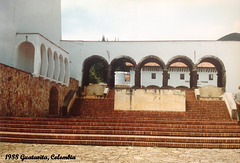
xmin=197 ymin=62 xmax=215 ymax=68
xmin=125 ymin=61 xmax=215 ymax=68
xmin=170 ymin=62 xmax=187 ymax=67
xmin=125 ymin=62 xmax=134 ymax=66
xmin=144 ymin=62 xmax=160 ymax=66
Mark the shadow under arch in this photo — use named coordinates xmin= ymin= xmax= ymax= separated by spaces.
xmin=166 ymin=55 xmax=195 ymax=88
xmin=108 ymin=55 xmax=137 ymax=88
xmin=135 ymin=55 xmax=165 ymax=88
xmin=49 ymin=86 xmax=59 ymax=115
xmin=17 ymin=41 xmax=35 ymax=73
xmin=197 ymin=55 xmax=226 ymax=91
xmin=82 ymin=55 xmax=109 ymax=87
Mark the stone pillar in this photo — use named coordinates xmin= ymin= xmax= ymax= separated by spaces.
xmin=190 ymin=68 xmax=198 ymax=89
xmin=107 ymin=67 xmax=114 ymax=89
xmin=162 ymin=68 xmax=168 ymax=88
xmin=33 ymin=45 xmax=41 ymax=77
xmin=220 ymin=69 xmax=226 ymax=92
xmin=135 ymin=67 xmax=140 ymax=88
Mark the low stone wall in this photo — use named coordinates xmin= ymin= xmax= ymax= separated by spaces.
xmin=0 ymin=63 xmax=79 ymax=117
xmin=114 ymin=89 xmax=186 ymax=112
xmin=198 ymin=85 xmax=223 ymax=100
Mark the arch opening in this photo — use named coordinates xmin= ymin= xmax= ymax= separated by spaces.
xmin=168 ymin=62 xmax=190 ymax=88
xmin=53 ymin=52 xmax=60 ymax=80
xmin=197 ymin=56 xmax=226 ymax=90
xmin=17 ymin=41 xmax=35 ymax=73
xmin=82 ymin=55 xmax=109 ymax=87
xmin=49 ymin=86 xmax=58 ymax=115
xmin=196 ymin=62 xmax=217 ymax=87
xmin=47 ymin=48 xmax=54 ymax=78
xmin=40 ymin=44 xmax=48 ymax=76
xmin=109 ymin=56 xmax=136 ymax=88
xmin=166 ymin=56 xmax=194 ymax=88
xmin=136 ymin=56 xmax=165 ymax=88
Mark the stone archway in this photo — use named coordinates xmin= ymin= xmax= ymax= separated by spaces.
xmin=136 ymin=55 xmax=165 ymax=88
xmin=197 ymin=55 xmax=226 ymax=91
xmin=49 ymin=86 xmax=59 ymax=115
xmin=166 ymin=55 xmax=195 ymax=88
xmin=82 ymin=55 xmax=109 ymax=87
xmin=109 ymin=56 xmax=137 ymax=88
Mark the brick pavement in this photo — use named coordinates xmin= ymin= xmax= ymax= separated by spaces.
xmin=0 ymin=142 xmax=240 ymax=163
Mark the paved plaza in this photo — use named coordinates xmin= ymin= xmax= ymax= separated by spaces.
xmin=0 ymin=142 xmax=240 ymax=163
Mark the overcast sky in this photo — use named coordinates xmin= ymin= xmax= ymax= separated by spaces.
xmin=61 ymin=0 xmax=240 ymax=41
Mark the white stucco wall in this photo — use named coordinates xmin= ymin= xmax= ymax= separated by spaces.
xmin=168 ymin=70 xmax=190 ymax=88
xmin=115 ymin=71 xmax=130 ymax=85
xmin=0 ymin=0 xmax=239 ymax=93
xmin=141 ymin=68 xmax=163 ymax=87
xmin=114 ymin=89 xmax=186 ymax=111
xmin=0 ymin=1 xmax=16 ymax=67
xmin=15 ymin=0 xmax=61 ymax=44
xmin=62 ymin=41 xmax=240 ymax=93
xmin=197 ymin=69 xmax=217 ymax=87
xmin=0 ymin=0 xmax=62 ymax=68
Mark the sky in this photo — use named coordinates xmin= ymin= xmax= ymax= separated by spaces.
xmin=61 ymin=0 xmax=240 ymax=41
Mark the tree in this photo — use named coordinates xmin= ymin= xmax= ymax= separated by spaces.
xmin=89 ymin=62 xmax=108 ymax=84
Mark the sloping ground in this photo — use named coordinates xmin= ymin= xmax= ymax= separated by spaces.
xmin=218 ymin=33 xmax=240 ymax=41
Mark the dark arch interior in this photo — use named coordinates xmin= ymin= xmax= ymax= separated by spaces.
xmin=82 ymin=56 xmax=109 ymax=87
xmin=49 ymin=86 xmax=58 ymax=115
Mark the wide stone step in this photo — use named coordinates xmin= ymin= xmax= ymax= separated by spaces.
xmin=0 ymin=117 xmax=237 ymax=125
xmin=1 ymin=132 xmax=240 ymax=144
xmin=1 ymin=137 xmax=240 ymax=149
xmin=1 ymin=116 xmax=239 ymax=148
xmin=1 ymin=123 xmax=240 ymax=133
xmin=1 ymin=127 xmax=240 ymax=137
xmin=1 ymin=119 xmax=239 ymax=129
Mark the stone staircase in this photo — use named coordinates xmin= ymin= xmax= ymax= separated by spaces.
xmin=0 ymin=116 xmax=240 ymax=148
xmin=0 ymin=90 xmax=239 ymax=148
xmin=70 ymin=90 xmax=232 ymax=121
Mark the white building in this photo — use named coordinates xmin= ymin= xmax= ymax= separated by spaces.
xmin=0 ymin=0 xmax=240 ymax=93
xmin=115 ymin=62 xmax=217 ymax=88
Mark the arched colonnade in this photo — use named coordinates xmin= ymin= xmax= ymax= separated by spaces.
xmin=16 ymin=33 xmax=70 ymax=85
xmin=82 ymin=55 xmax=226 ymax=91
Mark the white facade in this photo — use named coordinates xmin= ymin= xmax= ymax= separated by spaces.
xmin=66 ymin=41 xmax=240 ymax=92
xmin=141 ymin=67 xmax=163 ymax=87
xmin=115 ymin=67 xmax=217 ymax=88
xmin=0 ymin=0 xmax=69 ymax=85
xmin=114 ymin=71 xmax=130 ymax=86
xmin=0 ymin=0 xmax=240 ymax=92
